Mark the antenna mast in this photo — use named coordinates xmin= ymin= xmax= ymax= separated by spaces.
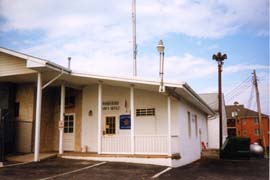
xmin=132 ymin=0 xmax=137 ymax=76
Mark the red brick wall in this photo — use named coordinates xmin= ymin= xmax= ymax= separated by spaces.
xmin=236 ymin=116 xmax=269 ymax=147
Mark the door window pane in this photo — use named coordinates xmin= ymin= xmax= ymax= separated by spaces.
xmin=64 ymin=114 xmax=74 ymax=134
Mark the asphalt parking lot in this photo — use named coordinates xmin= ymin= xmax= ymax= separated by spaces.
xmin=0 ymin=157 xmax=268 ymax=180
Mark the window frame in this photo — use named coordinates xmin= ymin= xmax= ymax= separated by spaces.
xmin=254 ymin=128 xmax=260 ymax=136
xmin=105 ymin=116 xmax=116 ymax=135
xmin=136 ymin=108 xmax=155 ymax=116
xmin=194 ymin=114 xmax=198 ymax=137
xmin=64 ymin=113 xmax=75 ymax=134
xmin=188 ymin=111 xmax=191 ymax=138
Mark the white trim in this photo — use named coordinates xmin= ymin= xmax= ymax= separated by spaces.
xmin=97 ymin=82 xmax=102 ymax=154
xmin=167 ymin=96 xmax=171 ymax=156
xmin=59 ymin=84 xmax=65 ymax=154
xmin=34 ymin=72 xmax=42 ymax=162
xmin=72 ymin=72 xmax=185 ymax=88
xmin=130 ymin=85 xmax=135 ymax=154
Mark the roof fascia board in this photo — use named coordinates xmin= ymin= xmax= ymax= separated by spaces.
xmin=182 ymin=83 xmax=215 ymax=115
xmin=72 ymin=72 xmax=184 ymax=88
xmin=0 ymin=47 xmax=71 ymax=73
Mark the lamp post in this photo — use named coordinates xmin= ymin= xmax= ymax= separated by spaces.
xmin=157 ymin=40 xmax=165 ymax=93
xmin=212 ymin=52 xmax=227 ymax=158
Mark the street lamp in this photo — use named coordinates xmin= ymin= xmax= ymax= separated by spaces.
xmin=212 ymin=52 xmax=227 ymax=158
xmin=157 ymin=40 xmax=165 ymax=93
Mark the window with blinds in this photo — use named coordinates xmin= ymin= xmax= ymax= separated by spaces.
xmin=136 ymin=108 xmax=155 ymax=116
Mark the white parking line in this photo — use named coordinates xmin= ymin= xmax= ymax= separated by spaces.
xmin=1 ymin=161 xmax=32 ymax=168
xmin=152 ymin=167 xmax=172 ymax=178
xmin=38 ymin=161 xmax=106 ymax=180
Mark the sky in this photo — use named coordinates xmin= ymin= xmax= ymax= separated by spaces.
xmin=0 ymin=0 xmax=269 ymax=114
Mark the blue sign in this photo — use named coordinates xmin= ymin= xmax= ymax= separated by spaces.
xmin=120 ymin=115 xmax=131 ymax=129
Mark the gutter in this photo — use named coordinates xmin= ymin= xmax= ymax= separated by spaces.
xmin=45 ymin=61 xmax=71 ymax=74
xmin=182 ymin=83 xmax=215 ymax=116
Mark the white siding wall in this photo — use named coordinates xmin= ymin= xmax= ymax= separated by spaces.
xmin=0 ymin=52 xmax=35 ymax=76
xmin=171 ymin=98 xmax=181 ymax=154
xmin=81 ymin=84 xmax=209 ymax=167
xmin=172 ymin=100 xmax=208 ymax=167
xmin=82 ymin=85 xmax=98 ymax=152
xmin=81 ymin=85 xmax=168 ymax=152
xmin=207 ymin=116 xmax=219 ymax=149
xmin=134 ymin=89 xmax=167 ymax=135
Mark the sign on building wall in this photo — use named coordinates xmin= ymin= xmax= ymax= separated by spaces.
xmin=120 ymin=115 xmax=131 ymax=129
xmin=102 ymin=101 xmax=120 ymax=111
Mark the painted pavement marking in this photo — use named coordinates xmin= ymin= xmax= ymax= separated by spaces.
xmin=1 ymin=161 xmax=32 ymax=168
xmin=38 ymin=161 xmax=106 ymax=180
xmin=152 ymin=167 xmax=172 ymax=178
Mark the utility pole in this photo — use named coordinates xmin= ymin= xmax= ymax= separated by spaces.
xmin=212 ymin=52 xmax=227 ymax=158
xmin=252 ymin=70 xmax=263 ymax=144
xmin=252 ymin=69 xmax=267 ymax=158
xmin=132 ymin=0 xmax=137 ymax=76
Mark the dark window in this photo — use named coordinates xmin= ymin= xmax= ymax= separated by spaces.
xmin=188 ymin=111 xmax=191 ymax=138
xmin=243 ymin=129 xmax=247 ymax=136
xmin=227 ymin=119 xmax=236 ymax=127
xmin=254 ymin=118 xmax=259 ymax=124
xmin=254 ymin=129 xmax=260 ymax=136
xmin=193 ymin=115 xmax=198 ymax=137
xmin=228 ymin=128 xmax=236 ymax=136
xmin=136 ymin=108 xmax=155 ymax=116
xmin=105 ymin=116 xmax=116 ymax=134
xmin=15 ymin=102 xmax=19 ymax=117
xmin=65 ymin=96 xmax=75 ymax=107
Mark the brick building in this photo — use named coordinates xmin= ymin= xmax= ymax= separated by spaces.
xmin=226 ymin=104 xmax=269 ymax=148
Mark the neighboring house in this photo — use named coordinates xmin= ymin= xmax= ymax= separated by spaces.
xmin=199 ymin=93 xmax=228 ymax=149
xmin=226 ymin=104 xmax=269 ymax=148
xmin=0 ymin=47 xmax=214 ymax=167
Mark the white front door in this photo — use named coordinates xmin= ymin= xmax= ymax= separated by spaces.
xmin=63 ymin=114 xmax=75 ymax=151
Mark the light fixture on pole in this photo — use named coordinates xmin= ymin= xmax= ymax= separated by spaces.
xmin=157 ymin=40 xmax=165 ymax=93
xmin=212 ymin=52 xmax=227 ymax=159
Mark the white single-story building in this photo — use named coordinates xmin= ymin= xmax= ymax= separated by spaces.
xmin=199 ymin=93 xmax=227 ymax=149
xmin=0 ymin=47 xmax=214 ymax=167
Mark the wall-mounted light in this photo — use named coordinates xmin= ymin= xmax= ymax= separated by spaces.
xmin=88 ymin=110 xmax=93 ymax=116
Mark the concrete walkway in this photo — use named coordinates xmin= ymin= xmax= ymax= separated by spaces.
xmin=6 ymin=153 xmax=57 ymax=163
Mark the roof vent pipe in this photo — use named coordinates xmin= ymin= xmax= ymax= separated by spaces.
xmin=68 ymin=57 xmax=71 ymax=69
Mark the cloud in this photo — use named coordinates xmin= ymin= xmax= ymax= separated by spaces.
xmin=0 ymin=0 xmax=268 ymax=113
xmin=224 ymin=64 xmax=270 ymax=73
xmin=0 ymin=0 xmax=268 ymax=39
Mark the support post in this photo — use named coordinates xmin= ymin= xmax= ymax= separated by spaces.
xmin=97 ymin=82 xmax=102 ymax=154
xmin=130 ymin=85 xmax=135 ymax=154
xmin=167 ymin=96 xmax=171 ymax=156
xmin=34 ymin=72 xmax=42 ymax=162
xmin=59 ymin=84 xmax=65 ymax=154
xmin=218 ymin=63 xmax=223 ymax=151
